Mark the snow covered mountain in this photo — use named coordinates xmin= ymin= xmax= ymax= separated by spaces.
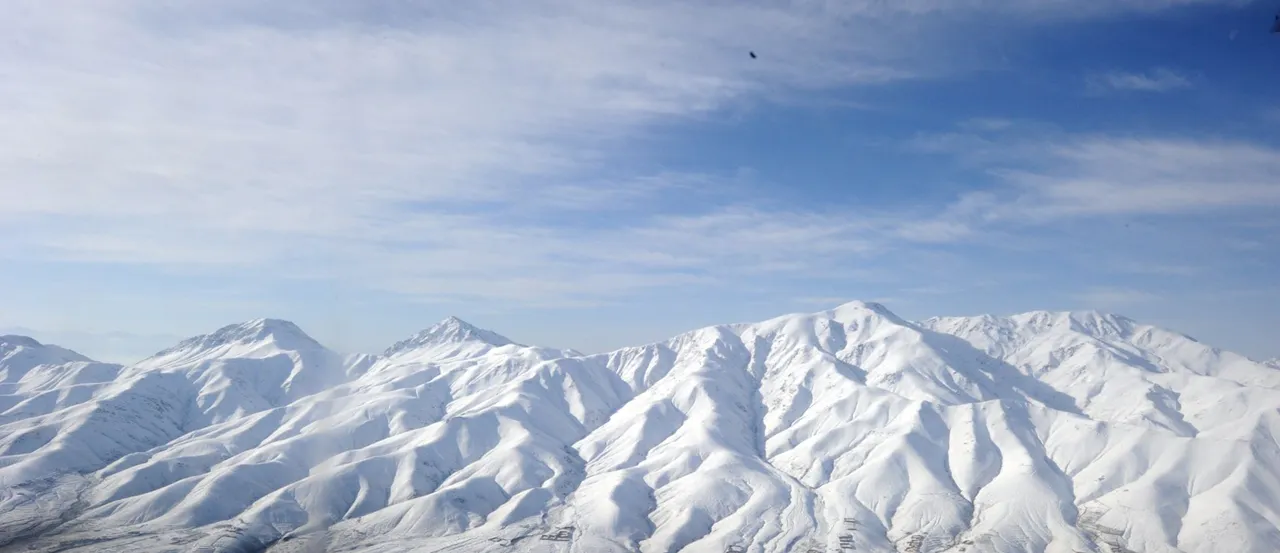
xmin=1 ymin=335 xmax=94 ymax=384
xmin=0 ymin=303 xmax=1277 ymax=553
xmin=0 ymin=335 xmax=124 ymax=440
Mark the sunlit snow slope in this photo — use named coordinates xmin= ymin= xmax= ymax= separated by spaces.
xmin=1 ymin=303 xmax=1277 ymax=553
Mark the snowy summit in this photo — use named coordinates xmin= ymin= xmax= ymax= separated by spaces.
xmin=384 ymin=316 xmax=517 ymax=355
xmin=0 ymin=335 xmax=93 ymax=384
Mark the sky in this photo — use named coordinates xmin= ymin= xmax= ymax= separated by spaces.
xmin=1 ymin=0 xmax=1278 ymax=363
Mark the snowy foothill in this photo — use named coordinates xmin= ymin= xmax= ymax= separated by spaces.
xmin=1 ymin=302 xmax=1278 ymax=552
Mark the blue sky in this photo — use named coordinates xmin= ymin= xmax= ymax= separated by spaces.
xmin=1 ymin=0 xmax=1278 ymax=363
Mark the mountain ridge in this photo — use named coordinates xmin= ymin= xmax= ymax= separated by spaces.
xmin=0 ymin=335 xmax=94 ymax=384
xmin=1 ymin=302 xmax=1278 ymax=553
xmin=10 ymin=302 xmax=1249 ymax=369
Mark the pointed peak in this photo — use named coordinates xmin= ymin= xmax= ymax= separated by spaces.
xmin=241 ymin=318 xmax=308 ymax=334
xmin=435 ymin=316 xmax=474 ymax=331
xmin=150 ymin=318 xmax=321 ymax=358
xmin=383 ymin=316 xmax=515 ymax=355
xmin=827 ymin=300 xmax=905 ymax=324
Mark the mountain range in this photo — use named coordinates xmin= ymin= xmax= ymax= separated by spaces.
xmin=1 ymin=302 xmax=1277 ymax=553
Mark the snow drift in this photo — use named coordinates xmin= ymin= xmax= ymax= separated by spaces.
xmin=0 ymin=303 xmax=1277 ymax=553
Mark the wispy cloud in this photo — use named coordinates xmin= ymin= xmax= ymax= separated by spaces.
xmin=957 ymin=118 xmax=1016 ymax=132
xmin=0 ymin=0 xmax=1258 ymax=310
xmin=1112 ymin=261 xmax=1203 ymax=277
xmin=1085 ymin=68 xmax=1192 ymax=94
xmin=794 ymin=296 xmax=859 ymax=306
xmin=1074 ymin=287 xmax=1160 ymax=306
xmin=0 ymin=0 xmax=927 ymax=303
xmin=1226 ymin=239 xmax=1267 ymax=251
xmin=913 ymin=129 xmax=1280 ymax=223
xmin=995 ymin=137 xmax=1280 ymax=218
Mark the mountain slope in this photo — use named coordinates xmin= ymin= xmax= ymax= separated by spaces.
xmin=1 ymin=304 xmax=1278 ymax=553
xmin=0 ymin=319 xmax=348 ymax=548
xmin=920 ymin=311 xmax=1280 ymax=553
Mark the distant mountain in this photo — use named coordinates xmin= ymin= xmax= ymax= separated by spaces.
xmin=1 ymin=335 xmax=122 ymax=423
xmin=0 ymin=335 xmax=92 ymax=384
xmin=1 ymin=303 xmax=1278 ymax=552
xmin=0 ymin=327 xmax=185 ymax=365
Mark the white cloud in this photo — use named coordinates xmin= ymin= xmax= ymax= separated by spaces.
xmin=999 ymin=137 xmax=1280 ymax=217
xmin=1226 ymin=239 xmax=1267 ymax=251
xmin=0 ymin=0 xmax=1255 ymax=308
xmin=1112 ymin=261 xmax=1203 ymax=276
xmin=794 ymin=296 xmax=858 ymax=306
xmin=1086 ymin=68 xmax=1192 ymax=94
xmin=0 ymin=1 xmax=923 ymax=299
xmin=1074 ymin=287 xmax=1160 ymax=306
xmin=893 ymin=220 xmax=977 ymax=243
xmin=957 ymin=118 xmax=1016 ymax=131
xmin=914 ymin=129 xmax=1280 ymax=223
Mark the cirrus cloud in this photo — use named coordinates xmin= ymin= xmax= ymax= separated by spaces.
xmin=0 ymin=0 xmax=1262 ymax=311
xmin=1085 ymin=67 xmax=1193 ymax=94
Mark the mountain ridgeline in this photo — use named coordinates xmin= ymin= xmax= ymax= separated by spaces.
xmin=1 ymin=303 xmax=1278 ymax=553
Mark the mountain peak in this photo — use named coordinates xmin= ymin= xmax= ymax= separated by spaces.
xmin=0 ymin=334 xmax=91 ymax=361
xmin=0 ymin=334 xmax=45 ymax=349
xmin=437 ymin=315 xmax=471 ymax=329
xmin=149 ymin=318 xmax=321 ymax=359
xmin=831 ymin=299 xmax=892 ymax=314
xmin=0 ymin=334 xmax=94 ymax=382
xmin=827 ymin=299 xmax=908 ymax=325
xmin=204 ymin=318 xmax=314 ymax=345
xmin=383 ymin=316 xmax=515 ymax=355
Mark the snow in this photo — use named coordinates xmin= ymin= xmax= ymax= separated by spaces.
xmin=0 ymin=335 xmax=94 ymax=385
xmin=1 ymin=304 xmax=1278 ymax=552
